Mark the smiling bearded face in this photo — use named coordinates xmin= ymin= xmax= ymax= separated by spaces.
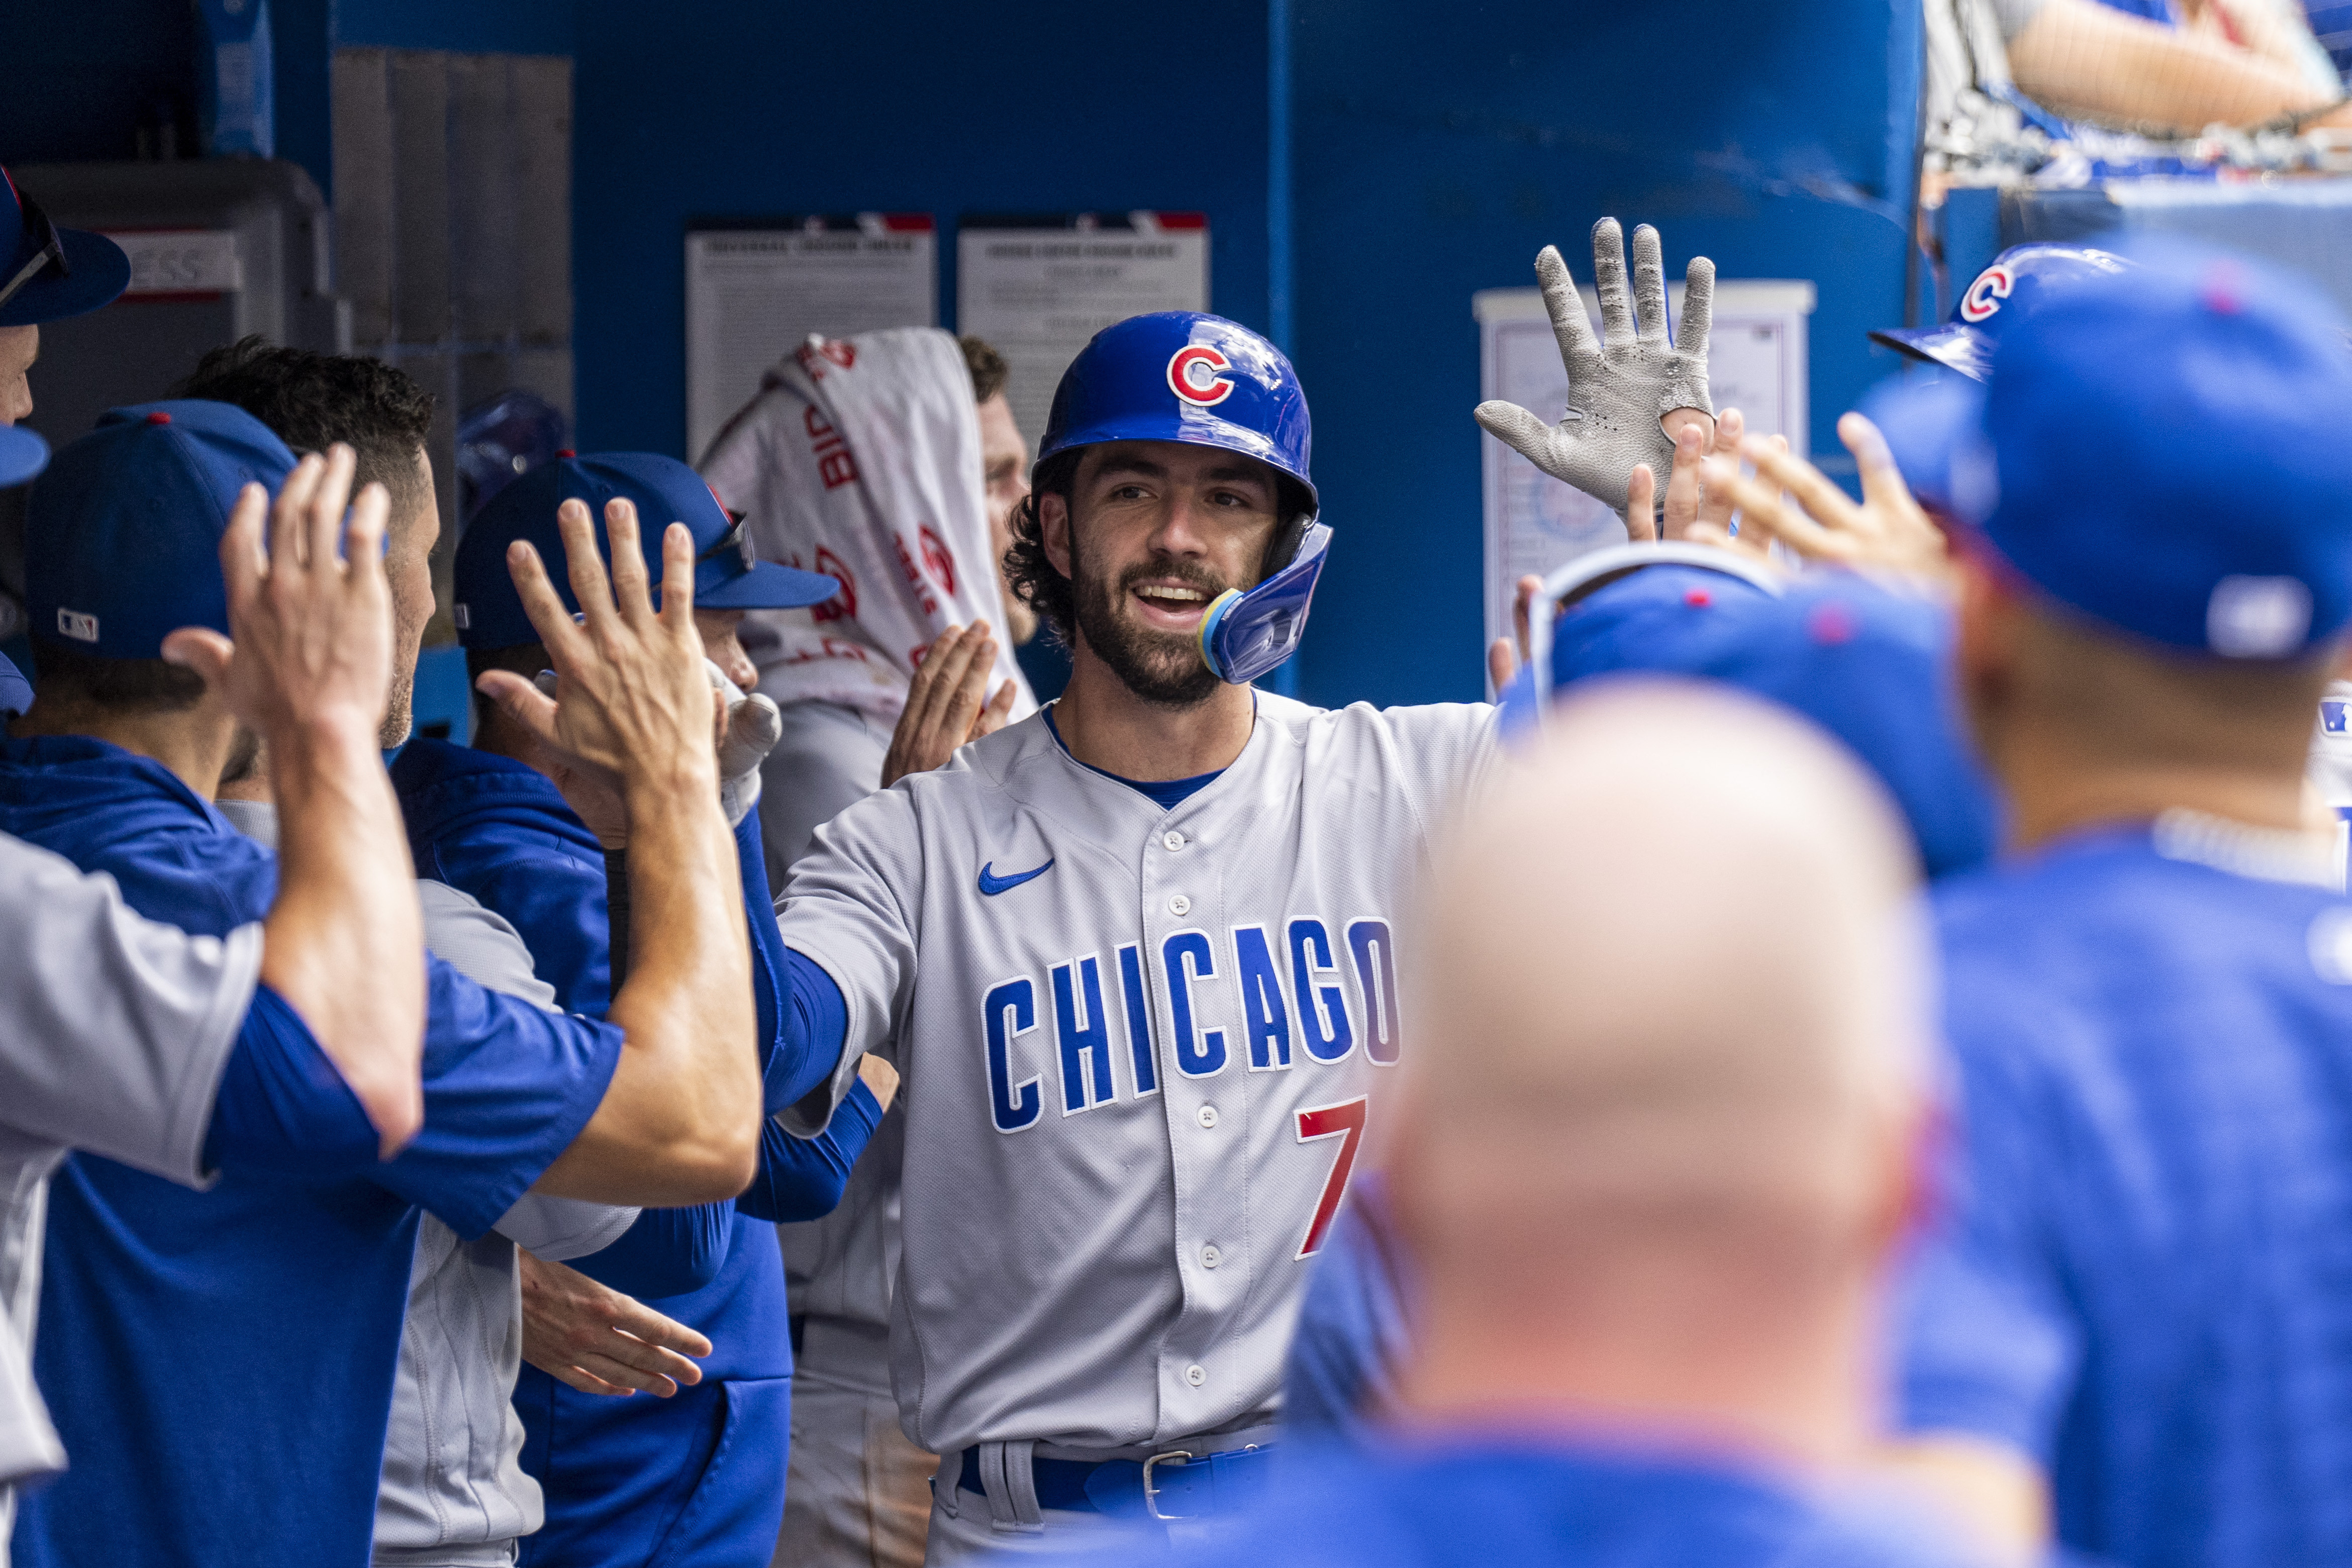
xmin=1069 ymin=528 xmax=1233 ymax=707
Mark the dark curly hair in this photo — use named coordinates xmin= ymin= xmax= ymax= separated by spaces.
xmin=1003 ymin=449 xmax=1086 ymax=648
xmin=1003 ymin=449 xmax=1314 ymax=650
xmin=176 ymin=337 xmax=436 ymax=519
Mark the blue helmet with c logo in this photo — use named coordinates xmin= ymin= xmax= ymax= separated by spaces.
xmin=1870 ymin=243 xmax=2136 ymax=382
xmin=1038 ymin=312 xmax=1325 ymax=685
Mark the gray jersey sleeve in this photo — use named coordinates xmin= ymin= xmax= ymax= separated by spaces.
xmin=0 ymin=830 xmax=261 ymax=1186
xmin=0 ymin=1319 xmax=63 ymax=1491
xmin=774 ymin=786 xmax=922 ymax=1136
xmin=415 ymin=880 xmax=561 ymax=1012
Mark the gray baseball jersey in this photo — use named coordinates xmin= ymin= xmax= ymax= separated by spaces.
xmin=778 ymin=695 xmax=1498 ymax=1458
xmin=372 ymin=879 xmax=639 ymax=1567
xmin=0 ymin=832 xmax=261 ymax=1515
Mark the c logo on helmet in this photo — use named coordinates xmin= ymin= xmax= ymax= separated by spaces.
xmin=1167 ymin=345 xmax=1235 ymax=407
xmin=1960 ymin=265 xmax=2014 ymax=324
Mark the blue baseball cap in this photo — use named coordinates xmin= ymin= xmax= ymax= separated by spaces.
xmin=452 ymin=451 xmax=840 ymax=650
xmin=27 ymin=401 xmax=296 ymax=658
xmin=1502 ymin=568 xmax=1999 ymax=880
xmin=0 ymin=168 xmax=132 ymax=327
xmin=1902 ymin=241 xmax=2352 ymax=658
xmin=0 ymin=648 xmax=31 ymax=717
xmin=1039 ymin=312 xmax=1315 ymax=510
xmin=0 ymin=422 xmax=49 ymax=487
xmin=1869 ymin=244 xmax=2136 ymax=383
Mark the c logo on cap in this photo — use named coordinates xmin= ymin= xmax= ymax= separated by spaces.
xmin=1959 ymin=265 xmax=2014 ymax=324
xmin=1167 ymin=346 xmax=1235 ymax=407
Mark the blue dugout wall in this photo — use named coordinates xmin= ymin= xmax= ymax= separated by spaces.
xmin=0 ymin=0 xmax=1919 ymax=710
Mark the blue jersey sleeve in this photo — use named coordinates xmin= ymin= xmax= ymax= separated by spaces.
xmin=570 ymin=1200 xmax=735 ymax=1299
xmin=738 ymin=809 xmax=799 ymax=1113
xmin=1898 ymin=996 xmax=2086 ymax=1460
xmin=736 ymin=1076 xmax=883 ymax=1223
xmin=1283 ymin=1174 xmax=1414 ymax=1444
xmin=200 ymin=983 xmax=381 ymax=1178
xmin=774 ymin=947 xmax=851 ymax=1113
xmin=374 ymin=953 xmax=626 ymax=1240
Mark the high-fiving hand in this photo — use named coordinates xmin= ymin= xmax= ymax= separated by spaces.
xmin=475 ymin=497 xmax=721 ymax=802
xmin=1476 ymin=219 xmax=1717 ymax=523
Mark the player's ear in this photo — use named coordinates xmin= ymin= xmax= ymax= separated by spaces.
xmin=1039 ymin=489 xmax=1074 ymax=581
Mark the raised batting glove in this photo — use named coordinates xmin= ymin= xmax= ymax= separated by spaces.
xmin=708 ymin=660 xmax=781 ymax=828
xmin=1475 ymin=218 xmax=1716 ymax=520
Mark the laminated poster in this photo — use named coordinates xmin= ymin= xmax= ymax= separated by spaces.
xmin=685 ymin=216 xmax=937 ymax=462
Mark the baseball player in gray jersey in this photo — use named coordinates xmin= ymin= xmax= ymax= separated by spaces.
xmin=772 ymin=221 xmax=1715 ymax=1561
xmin=0 ymin=435 xmax=427 ymax=1534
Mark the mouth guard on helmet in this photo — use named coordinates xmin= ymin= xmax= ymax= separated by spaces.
xmin=1198 ymin=520 xmax=1333 ymax=685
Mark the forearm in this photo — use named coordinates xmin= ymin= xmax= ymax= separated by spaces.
xmin=260 ymin=715 xmax=425 ymax=1151
xmin=541 ymin=770 xmax=758 ymax=1203
xmin=2009 ymin=0 xmax=2329 ymax=131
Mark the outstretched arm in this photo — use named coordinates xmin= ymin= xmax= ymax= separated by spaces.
xmin=484 ymin=500 xmax=761 ymax=1206
xmin=2008 ymin=0 xmax=2338 ymax=134
xmin=163 ymin=445 xmax=426 ymax=1155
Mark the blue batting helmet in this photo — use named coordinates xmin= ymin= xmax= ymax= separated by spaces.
xmin=1870 ymin=243 xmax=2136 ymax=382
xmin=1037 ymin=312 xmax=1323 ymax=685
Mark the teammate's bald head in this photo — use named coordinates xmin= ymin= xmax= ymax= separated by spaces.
xmin=1389 ymin=681 xmax=1931 ymax=1246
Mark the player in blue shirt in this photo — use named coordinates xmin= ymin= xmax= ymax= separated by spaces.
xmin=1065 ymin=680 xmax=1987 ymax=1568
xmin=1284 ymin=546 xmax=2000 ymax=1445
xmin=400 ymin=452 xmax=894 ymax=1567
xmin=1705 ymin=240 xmax=2352 ymax=1567
xmin=1 ymin=402 xmax=798 ymax=1568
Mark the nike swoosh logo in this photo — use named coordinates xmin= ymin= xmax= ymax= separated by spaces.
xmin=977 ymin=859 xmax=1054 ymax=897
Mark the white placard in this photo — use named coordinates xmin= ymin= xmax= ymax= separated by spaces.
xmin=104 ymin=230 xmax=243 ymax=296
xmin=957 ymin=213 xmax=1210 ymax=449
xmin=1475 ymin=280 xmax=1814 ymax=662
xmin=685 ymin=217 xmax=937 ymax=462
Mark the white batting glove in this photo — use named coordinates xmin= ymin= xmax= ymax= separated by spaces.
xmin=709 ymin=660 xmax=781 ymax=827
xmin=1475 ymin=218 xmax=1716 ymax=522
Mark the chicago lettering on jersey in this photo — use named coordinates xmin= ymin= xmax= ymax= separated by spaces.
xmin=978 ymin=918 xmax=1400 ymax=1134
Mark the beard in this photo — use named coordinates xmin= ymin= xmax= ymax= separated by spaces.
xmin=378 ymin=663 xmax=416 ymax=749
xmin=1070 ymin=533 xmax=1230 ymax=708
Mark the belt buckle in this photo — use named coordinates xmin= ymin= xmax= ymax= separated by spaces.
xmin=1140 ymin=1449 xmax=1195 ymax=1521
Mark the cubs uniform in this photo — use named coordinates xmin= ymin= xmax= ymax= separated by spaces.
xmin=780 ymin=692 xmax=1497 ymax=1557
xmin=0 ymin=829 xmax=263 ymax=1530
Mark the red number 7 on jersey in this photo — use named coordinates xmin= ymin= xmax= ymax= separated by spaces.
xmin=1293 ymin=1096 xmax=1368 ymax=1260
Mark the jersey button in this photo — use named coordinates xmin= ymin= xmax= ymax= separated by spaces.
xmin=1200 ymin=1243 xmax=1222 ymax=1269
xmin=1185 ymin=1363 xmax=1207 ymax=1387
xmin=1167 ymin=894 xmax=1191 ymax=916
xmin=1196 ymin=1104 xmax=1219 ymax=1129
xmin=1162 ymin=831 xmax=1186 ymax=851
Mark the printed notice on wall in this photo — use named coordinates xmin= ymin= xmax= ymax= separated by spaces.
xmin=957 ymin=213 xmax=1210 ymax=449
xmin=685 ymin=216 xmax=937 ymax=462
xmin=1474 ymin=280 xmax=1815 ymax=673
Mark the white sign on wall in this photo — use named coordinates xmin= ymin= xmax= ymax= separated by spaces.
xmin=103 ymin=230 xmax=244 ymax=297
xmin=685 ymin=216 xmax=937 ymax=462
xmin=957 ymin=212 xmax=1210 ymax=449
xmin=1475 ymin=279 xmax=1815 ymax=660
